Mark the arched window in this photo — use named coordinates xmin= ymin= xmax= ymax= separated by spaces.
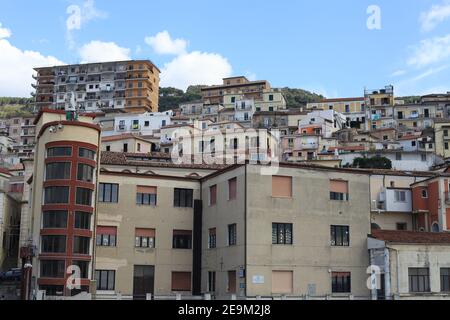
xmin=432 ymin=222 xmax=440 ymax=233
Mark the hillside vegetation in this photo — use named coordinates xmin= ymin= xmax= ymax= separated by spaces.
xmin=0 ymin=97 xmax=34 ymax=118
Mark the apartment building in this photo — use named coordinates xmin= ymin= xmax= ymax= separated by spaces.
xmin=27 ymin=109 xmax=101 ymax=296
xmin=394 ymin=104 xmax=440 ymax=130
xmin=101 ymin=134 xmax=154 ymax=153
xmin=201 ymin=163 xmax=371 ymax=298
xmin=33 ymin=60 xmax=160 ymax=114
xmin=307 ymin=97 xmax=366 ymax=129
xmin=0 ymin=168 xmax=21 ymax=270
xmin=201 ymin=76 xmax=272 ymax=106
xmin=98 ymin=110 xmax=173 ymax=138
xmin=434 ymin=119 xmax=450 ymax=159
xmin=365 ymin=86 xmax=395 ymax=130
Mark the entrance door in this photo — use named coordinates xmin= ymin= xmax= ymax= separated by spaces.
xmin=133 ymin=265 xmax=155 ymax=300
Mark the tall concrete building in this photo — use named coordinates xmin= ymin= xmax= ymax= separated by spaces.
xmin=33 ymin=60 xmax=160 ymax=114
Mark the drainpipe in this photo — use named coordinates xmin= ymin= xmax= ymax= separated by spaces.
xmin=384 ymin=247 xmax=392 ymax=300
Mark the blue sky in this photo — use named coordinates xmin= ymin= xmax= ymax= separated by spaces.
xmin=0 ymin=0 xmax=450 ymax=98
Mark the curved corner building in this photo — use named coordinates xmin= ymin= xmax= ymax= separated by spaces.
xmin=30 ymin=109 xmax=100 ymax=297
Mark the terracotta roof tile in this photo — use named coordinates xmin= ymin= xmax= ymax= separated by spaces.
xmin=371 ymin=229 xmax=450 ymax=244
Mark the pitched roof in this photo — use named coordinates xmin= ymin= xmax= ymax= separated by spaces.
xmin=371 ymin=229 xmax=450 ymax=244
xmin=101 ymin=133 xmax=152 ymax=143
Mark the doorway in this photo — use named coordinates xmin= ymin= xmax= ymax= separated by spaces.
xmin=133 ymin=265 xmax=155 ymax=300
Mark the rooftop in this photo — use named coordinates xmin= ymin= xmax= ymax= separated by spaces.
xmin=371 ymin=229 xmax=450 ymax=244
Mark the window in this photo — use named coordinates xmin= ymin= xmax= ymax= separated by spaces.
xmin=228 ymin=224 xmax=237 ymax=246
xmin=47 ymin=147 xmax=72 ymax=157
xmin=332 ymin=272 xmax=351 ymax=293
xmin=40 ymin=260 xmax=65 ymax=278
xmin=41 ymin=235 xmax=66 ymax=253
xmin=396 ymin=153 xmax=402 ymax=161
xmin=330 ymin=225 xmax=350 ymax=246
xmin=73 ymin=236 xmax=90 ymax=254
xmin=409 ymin=268 xmax=430 ymax=292
xmin=42 ymin=211 xmax=68 ymax=229
xmin=74 ymin=212 xmax=91 ymax=230
xmin=394 ymin=190 xmax=406 ymax=202
xmin=95 ymin=270 xmax=115 ymax=291
xmin=44 ymin=186 xmax=69 ymax=204
xmin=171 ymin=272 xmax=191 ymax=292
xmin=173 ymin=230 xmax=192 ymax=249
xmin=421 ymin=154 xmax=427 ymax=162
xmin=96 ymin=226 xmax=117 ymax=247
xmin=136 ymin=186 xmax=157 ymax=206
xmin=228 ymin=178 xmax=237 ymax=200
xmin=422 ymin=189 xmax=428 ymax=198
xmin=269 ymin=107 xmax=274 ymax=112
xmin=76 ymin=188 xmax=93 ymax=206
xmin=446 ymin=142 xmax=449 ymax=150
xmin=78 ymin=148 xmax=95 ymax=160
xmin=441 ymin=268 xmax=450 ymax=292
xmin=98 ymin=183 xmax=119 ymax=203
xmin=208 ymin=271 xmax=216 ymax=292
xmin=272 ymin=223 xmax=293 ymax=245
xmin=137 ymin=143 xmax=141 ymax=152
xmin=173 ymin=188 xmax=193 ymax=208
xmin=77 ymin=163 xmax=94 ymax=182
xmin=73 ymin=261 xmax=89 ymax=279
xmin=330 ymin=180 xmax=349 ymax=201
xmin=123 ymin=143 xmax=128 ymax=152
xmin=45 ymin=162 xmax=71 ymax=180
xmin=412 ymin=141 xmax=416 ymax=147
xmin=269 ymin=94 xmax=274 ymax=101
xmin=445 ymin=130 xmax=449 ymax=137
xmin=208 ymin=228 xmax=216 ymax=249
xmin=272 ymin=176 xmax=292 ymax=198
xmin=209 ymin=185 xmax=217 ymax=206
xmin=396 ymin=223 xmax=407 ymax=231
xmin=135 ymin=228 xmax=155 ymax=248
xmin=272 ymin=271 xmax=293 ymax=294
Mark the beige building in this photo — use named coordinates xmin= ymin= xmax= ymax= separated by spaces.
xmin=101 ymin=134 xmax=154 ymax=153
xmin=434 ymin=119 xmax=450 ymax=159
xmin=369 ymin=230 xmax=450 ymax=299
xmin=201 ymin=163 xmax=371 ymax=298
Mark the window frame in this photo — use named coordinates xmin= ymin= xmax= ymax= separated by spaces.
xmin=330 ymin=225 xmax=350 ymax=247
xmin=272 ymin=223 xmax=293 ymax=245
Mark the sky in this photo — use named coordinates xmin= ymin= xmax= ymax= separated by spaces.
xmin=0 ymin=0 xmax=450 ymax=98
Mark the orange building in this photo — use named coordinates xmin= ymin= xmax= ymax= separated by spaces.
xmin=411 ymin=175 xmax=450 ymax=232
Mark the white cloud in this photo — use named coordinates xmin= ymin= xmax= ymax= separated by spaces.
xmin=0 ymin=25 xmax=64 ymax=96
xmin=394 ymin=65 xmax=449 ymax=96
xmin=79 ymin=40 xmax=131 ymax=63
xmin=145 ymin=31 xmax=188 ymax=55
xmin=0 ymin=23 xmax=12 ymax=39
xmin=407 ymin=34 xmax=450 ymax=68
xmin=160 ymin=51 xmax=232 ymax=90
xmin=390 ymin=70 xmax=406 ymax=77
xmin=420 ymin=1 xmax=450 ymax=32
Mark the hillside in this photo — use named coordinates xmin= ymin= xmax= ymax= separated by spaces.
xmin=0 ymin=97 xmax=34 ymax=118
xmin=158 ymin=86 xmax=324 ymax=111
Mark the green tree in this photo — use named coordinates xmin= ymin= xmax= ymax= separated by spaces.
xmin=351 ymin=156 xmax=392 ymax=169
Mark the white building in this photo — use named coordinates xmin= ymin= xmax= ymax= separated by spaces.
xmin=100 ymin=110 xmax=174 ymax=137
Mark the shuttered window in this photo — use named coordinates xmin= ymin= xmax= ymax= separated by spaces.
xmin=272 ymin=176 xmax=292 ymax=198
xmin=171 ymin=272 xmax=191 ymax=291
